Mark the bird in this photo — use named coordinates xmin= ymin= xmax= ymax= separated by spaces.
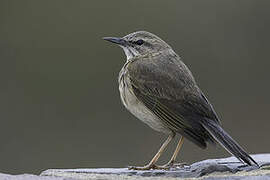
xmin=103 ymin=31 xmax=258 ymax=170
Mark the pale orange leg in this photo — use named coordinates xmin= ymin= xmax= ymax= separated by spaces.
xmin=128 ymin=133 xmax=175 ymax=170
xmin=159 ymin=136 xmax=185 ymax=169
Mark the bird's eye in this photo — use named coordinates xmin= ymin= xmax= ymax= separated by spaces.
xmin=135 ymin=39 xmax=144 ymax=45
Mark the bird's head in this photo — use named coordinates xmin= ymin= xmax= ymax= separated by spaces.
xmin=103 ymin=31 xmax=172 ymax=60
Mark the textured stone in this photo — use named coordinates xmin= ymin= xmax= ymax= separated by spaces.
xmin=1 ymin=154 xmax=270 ymax=180
xmin=0 ymin=173 xmax=75 ymax=180
xmin=40 ymin=154 xmax=270 ymax=179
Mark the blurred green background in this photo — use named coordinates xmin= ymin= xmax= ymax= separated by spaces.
xmin=0 ymin=0 xmax=269 ymax=175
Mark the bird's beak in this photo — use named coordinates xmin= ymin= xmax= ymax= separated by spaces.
xmin=103 ymin=37 xmax=127 ymax=46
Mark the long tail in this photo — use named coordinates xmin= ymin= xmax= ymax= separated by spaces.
xmin=201 ymin=119 xmax=258 ymax=166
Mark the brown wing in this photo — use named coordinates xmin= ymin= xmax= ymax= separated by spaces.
xmin=127 ymin=52 xmax=219 ymax=148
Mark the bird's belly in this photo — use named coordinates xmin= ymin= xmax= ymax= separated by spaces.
xmin=119 ymin=82 xmax=171 ymax=134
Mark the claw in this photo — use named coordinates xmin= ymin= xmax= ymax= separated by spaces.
xmin=158 ymin=162 xmax=187 ymax=169
xmin=128 ymin=164 xmax=157 ymax=170
xmin=173 ymin=162 xmax=188 ymax=168
xmin=128 ymin=162 xmax=187 ymax=170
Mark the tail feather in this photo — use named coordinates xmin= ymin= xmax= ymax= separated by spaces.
xmin=201 ymin=119 xmax=258 ymax=166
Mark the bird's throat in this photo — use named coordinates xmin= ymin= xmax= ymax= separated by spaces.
xmin=121 ymin=46 xmax=139 ymax=60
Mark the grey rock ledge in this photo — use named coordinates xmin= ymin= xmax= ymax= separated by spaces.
xmin=40 ymin=154 xmax=270 ymax=179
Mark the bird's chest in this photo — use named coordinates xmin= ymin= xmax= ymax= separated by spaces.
xmin=118 ymin=67 xmax=140 ymax=113
xmin=118 ymin=66 xmax=170 ymax=134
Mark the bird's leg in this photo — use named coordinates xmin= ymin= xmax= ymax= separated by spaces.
xmin=158 ymin=136 xmax=185 ymax=169
xmin=128 ymin=133 xmax=175 ymax=170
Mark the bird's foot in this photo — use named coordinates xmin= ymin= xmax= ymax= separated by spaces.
xmin=159 ymin=161 xmax=187 ymax=169
xmin=128 ymin=164 xmax=166 ymax=170
xmin=128 ymin=162 xmax=187 ymax=170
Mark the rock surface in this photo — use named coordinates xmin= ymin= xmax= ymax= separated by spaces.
xmin=1 ymin=154 xmax=270 ymax=180
xmin=40 ymin=154 xmax=270 ymax=179
xmin=0 ymin=173 xmax=76 ymax=180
